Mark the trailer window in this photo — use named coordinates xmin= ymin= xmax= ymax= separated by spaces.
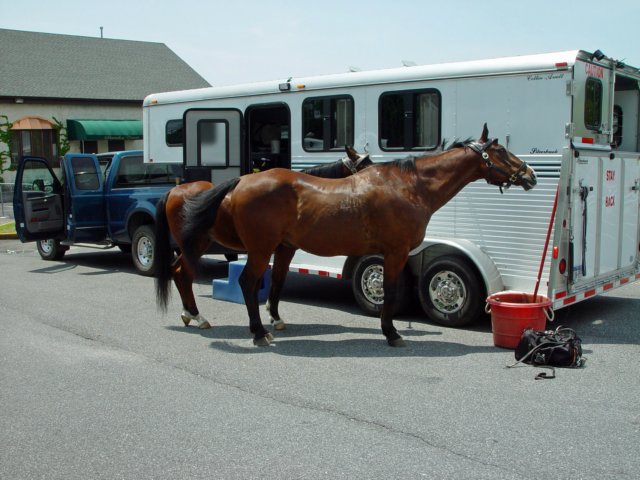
xmin=302 ymin=95 xmax=354 ymax=151
xmin=379 ymin=89 xmax=440 ymax=150
xmin=584 ymin=78 xmax=603 ymax=131
xmin=198 ymin=120 xmax=228 ymax=167
xmin=166 ymin=119 xmax=183 ymax=146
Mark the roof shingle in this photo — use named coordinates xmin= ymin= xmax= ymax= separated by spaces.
xmin=0 ymin=29 xmax=211 ymax=101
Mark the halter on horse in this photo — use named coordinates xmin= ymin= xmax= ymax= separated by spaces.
xmin=178 ymin=123 xmax=536 ymax=346
xmin=155 ymin=147 xmax=372 ymax=329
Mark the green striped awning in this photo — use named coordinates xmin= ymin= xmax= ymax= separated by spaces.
xmin=66 ymin=119 xmax=143 ymax=141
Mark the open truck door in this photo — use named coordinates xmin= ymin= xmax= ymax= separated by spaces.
xmin=13 ymin=156 xmax=65 ymax=243
xmin=182 ymin=108 xmax=243 ymax=183
xmin=13 ymin=154 xmax=107 ymax=260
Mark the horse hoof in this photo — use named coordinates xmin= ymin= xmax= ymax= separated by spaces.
xmin=253 ymin=335 xmax=272 ymax=347
xmin=198 ymin=321 xmax=211 ymax=329
xmin=273 ymin=321 xmax=287 ymax=331
xmin=388 ymin=337 xmax=406 ymax=347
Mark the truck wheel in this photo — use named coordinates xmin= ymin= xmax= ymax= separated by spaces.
xmin=37 ymin=239 xmax=68 ymax=261
xmin=131 ymin=225 xmax=156 ymax=276
xmin=351 ymin=255 xmax=412 ymax=317
xmin=418 ymin=255 xmax=482 ymax=327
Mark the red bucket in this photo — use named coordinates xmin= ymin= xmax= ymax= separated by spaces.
xmin=485 ymin=291 xmax=553 ymax=349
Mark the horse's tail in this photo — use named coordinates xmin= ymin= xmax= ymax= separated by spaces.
xmin=181 ymin=177 xmax=240 ymax=271
xmin=154 ymin=190 xmax=173 ymax=312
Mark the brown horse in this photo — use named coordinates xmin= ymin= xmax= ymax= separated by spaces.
xmin=179 ymin=124 xmax=537 ymax=346
xmin=155 ymin=147 xmax=372 ymax=329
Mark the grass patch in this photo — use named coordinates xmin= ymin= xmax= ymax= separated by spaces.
xmin=0 ymin=221 xmax=16 ymax=234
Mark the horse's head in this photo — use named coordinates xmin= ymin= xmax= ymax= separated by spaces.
xmin=343 ymin=145 xmax=373 ymax=174
xmin=470 ymin=124 xmax=537 ymax=192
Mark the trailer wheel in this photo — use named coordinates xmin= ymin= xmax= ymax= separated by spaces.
xmin=37 ymin=239 xmax=68 ymax=261
xmin=131 ymin=225 xmax=156 ymax=277
xmin=418 ymin=255 xmax=482 ymax=327
xmin=351 ymin=255 xmax=411 ymax=317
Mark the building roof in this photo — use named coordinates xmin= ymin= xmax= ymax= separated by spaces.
xmin=0 ymin=29 xmax=211 ymax=102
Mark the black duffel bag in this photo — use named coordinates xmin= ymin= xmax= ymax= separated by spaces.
xmin=509 ymin=326 xmax=586 ymax=379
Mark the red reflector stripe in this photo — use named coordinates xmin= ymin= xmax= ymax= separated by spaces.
xmin=581 ymin=137 xmax=595 ymax=144
xmin=563 ymin=296 xmax=576 ymax=305
xmin=555 ymin=62 xmax=569 ymax=69
xmin=555 ymin=291 xmax=567 ymax=300
xmin=584 ymin=289 xmax=597 ymax=298
xmin=620 ymin=277 xmax=629 ymax=285
xmin=603 ymin=283 xmax=614 ymax=291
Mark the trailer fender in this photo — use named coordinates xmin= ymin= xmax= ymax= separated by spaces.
xmin=407 ymin=238 xmax=504 ymax=296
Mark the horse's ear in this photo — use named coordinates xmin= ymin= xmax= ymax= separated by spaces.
xmin=345 ymin=145 xmax=358 ymax=161
xmin=480 ymin=123 xmax=489 ymax=143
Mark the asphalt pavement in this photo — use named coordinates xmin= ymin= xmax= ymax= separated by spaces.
xmin=1 ymin=241 xmax=639 ymax=479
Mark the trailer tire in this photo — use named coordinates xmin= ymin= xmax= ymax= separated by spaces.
xmin=37 ymin=239 xmax=68 ymax=261
xmin=351 ymin=255 xmax=412 ymax=317
xmin=418 ymin=255 xmax=482 ymax=327
xmin=131 ymin=225 xmax=156 ymax=277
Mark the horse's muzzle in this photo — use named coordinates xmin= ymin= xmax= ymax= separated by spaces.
xmin=522 ymin=170 xmax=537 ymax=191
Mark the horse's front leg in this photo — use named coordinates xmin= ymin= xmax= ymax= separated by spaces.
xmin=266 ymin=245 xmax=297 ymax=331
xmin=238 ymin=255 xmax=273 ymax=346
xmin=380 ymin=253 xmax=409 ymax=347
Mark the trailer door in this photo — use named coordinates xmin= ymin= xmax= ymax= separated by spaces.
xmin=569 ymin=151 xmax=640 ymax=287
xmin=183 ymin=108 xmax=243 ymax=184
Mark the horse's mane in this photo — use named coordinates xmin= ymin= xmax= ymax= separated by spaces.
xmin=379 ymin=138 xmax=477 ymax=174
xmin=301 ymin=160 xmax=345 ymax=179
xmin=443 ymin=137 xmax=474 ymax=150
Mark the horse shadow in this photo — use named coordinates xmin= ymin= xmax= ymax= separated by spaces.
xmin=167 ymin=321 xmax=499 ymax=359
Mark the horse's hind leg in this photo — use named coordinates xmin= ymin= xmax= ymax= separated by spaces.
xmin=238 ymin=253 xmax=273 ymax=345
xmin=173 ymin=256 xmax=211 ymax=329
xmin=266 ymin=245 xmax=296 ymax=331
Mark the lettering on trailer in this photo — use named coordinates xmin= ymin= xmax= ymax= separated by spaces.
xmin=585 ymin=63 xmax=605 ymax=79
xmin=527 ymin=73 xmax=566 ymax=81
xmin=605 ymin=169 xmax=616 ymax=207
xmin=530 ymin=147 xmax=559 ymax=154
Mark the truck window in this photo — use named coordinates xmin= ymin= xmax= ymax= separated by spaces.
xmin=379 ymin=89 xmax=441 ymax=151
xmin=71 ymin=157 xmax=100 ymax=190
xmin=302 ymin=95 xmax=354 ymax=151
xmin=21 ymin=160 xmax=59 ymax=194
xmin=584 ymin=77 xmax=603 ymax=131
xmin=114 ymin=155 xmax=181 ymax=187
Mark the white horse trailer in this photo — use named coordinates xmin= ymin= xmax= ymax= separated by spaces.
xmin=143 ymin=49 xmax=640 ymax=326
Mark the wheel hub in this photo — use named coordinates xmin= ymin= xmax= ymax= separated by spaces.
xmin=361 ymin=264 xmax=384 ymax=305
xmin=429 ymin=270 xmax=466 ymax=313
xmin=137 ymin=237 xmax=153 ymax=266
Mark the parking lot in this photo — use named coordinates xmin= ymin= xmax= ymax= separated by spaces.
xmin=1 ymin=240 xmax=639 ymax=479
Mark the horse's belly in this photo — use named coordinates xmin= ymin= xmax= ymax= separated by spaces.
xmin=286 ymin=218 xmax=374 ymax=257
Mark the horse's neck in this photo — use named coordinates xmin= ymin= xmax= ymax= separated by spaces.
xmin=416 ymin=149 xmax=483 ymax=211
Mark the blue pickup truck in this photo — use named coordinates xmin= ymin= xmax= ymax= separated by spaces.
xmin=13 ymin=150 xmax=181 ymax=276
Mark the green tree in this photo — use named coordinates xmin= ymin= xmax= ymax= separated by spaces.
xmin=52 ymin=116 xmax=70 ymax=157
xmin=0 ymin=115 xmax=13 ymax=181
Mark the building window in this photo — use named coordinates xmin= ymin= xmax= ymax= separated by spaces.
xmin=302 ymin=95 xmax=354 ymax=151
xmin=585 ymin=78 xmax=603 ymax=131
xmin=108 ymin=139 xmax=125 ymax=151
xmin=10 ymin=129 xmax=58 ymax=167
xmin=379 ymin=89 xmax=441 ymax=150
xmin=81 ymin=141 xmax=98 ymax=154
